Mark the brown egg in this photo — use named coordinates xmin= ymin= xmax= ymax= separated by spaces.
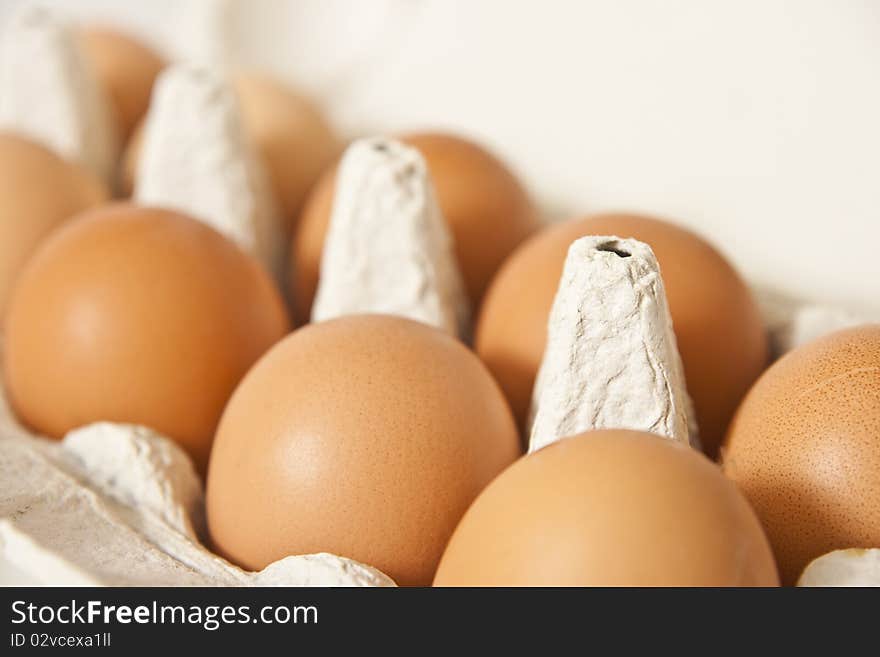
xmin=121 ymin=74 xmax=339 ymax=233
xmin=0 ymin=133 xmax=108 ymax=319
xmin=475 ymin=213 xmax=768 ymax=457
xmin=206 ymin=314 xmax=521 ymax=586
xmin=722 ymin=325 xmax=880 ymax=585
xmin=234 ymin=74 xmax=340 ymax=233
xmin=78 ymin=28 xmax=166 ymax=141
xmin=289 ymin=132 xmax=539 ymax=323
xmin=2 ymin=204 xmax=289 ymax=472
xmin=434 ymin=430 xmax=779 ymax=586
xmin=289 ymin=166 xmax=333 ymax=323
xmin=119 ymin=125 xmax=140 ymax=196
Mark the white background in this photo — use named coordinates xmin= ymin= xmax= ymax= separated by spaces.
xmin=2 ymin=0 xmax=879 ymax=311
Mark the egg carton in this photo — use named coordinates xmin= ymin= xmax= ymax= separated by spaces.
xmin=0 ymin=369 xmax=394 ymax=587
xmin=1 ymin=278 xmax=874 ymax=586
xmin=0 ymin=7 xmax=389 ymax=587
xmin=1 ymin=132 xmax=875 ymax=586
xmin=0 ymin=7 xmax=118 ymax=186
xmin=1 ymin=6 xmax=878 ymax=587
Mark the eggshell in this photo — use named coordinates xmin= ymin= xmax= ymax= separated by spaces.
xmin=120 ymin=126 xmax=138 ymax=194
xmin=289 ymin=132 xmax=539 ymax=323
xmin=206 ymin=314 xmax=521 ymax=586
xmin=0 ymin=133 xmax=108 ymax=319
xmin=78 ymin=28 xmax=166 ymax=142
xmin=475 ymin=213 xmax=768 ymax=457
xmin=722 ymin=325 xmax=880 ymax=585
xmin=122 ymin=73 xmax=339 ymax=232
xmin=434 ymin=430 xmax=779 ymax=586
xmin=234 ymin=74 xmax=339 ymax=233
xmin=2 ymin=204 xmax=290 ymax=472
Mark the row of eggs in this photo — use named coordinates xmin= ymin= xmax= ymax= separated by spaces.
xmin=0 ymin=27 xmax=877 ymax=587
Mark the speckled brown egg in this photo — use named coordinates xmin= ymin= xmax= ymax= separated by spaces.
xmin=475 ymin=213 xmax=768 ymax=457
xmin=206 ymin=314 xmax=521 ymax=586
xmin=289 ymin=132 xmax=539 ymax=323
xmin=434 ymin=430 xmax=778 ymax=586
xmin=0 ymin=133 xmax=108 ymax=319
xmin=121 ymin=73 xmax=339 ymax=232
xmin=78 ymin=27 xmax=166 ymax=141
xmin=722 ymin=325 xmax=880 ymax=585
xmin=2 ymin=204 xmax=289 ymax=472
